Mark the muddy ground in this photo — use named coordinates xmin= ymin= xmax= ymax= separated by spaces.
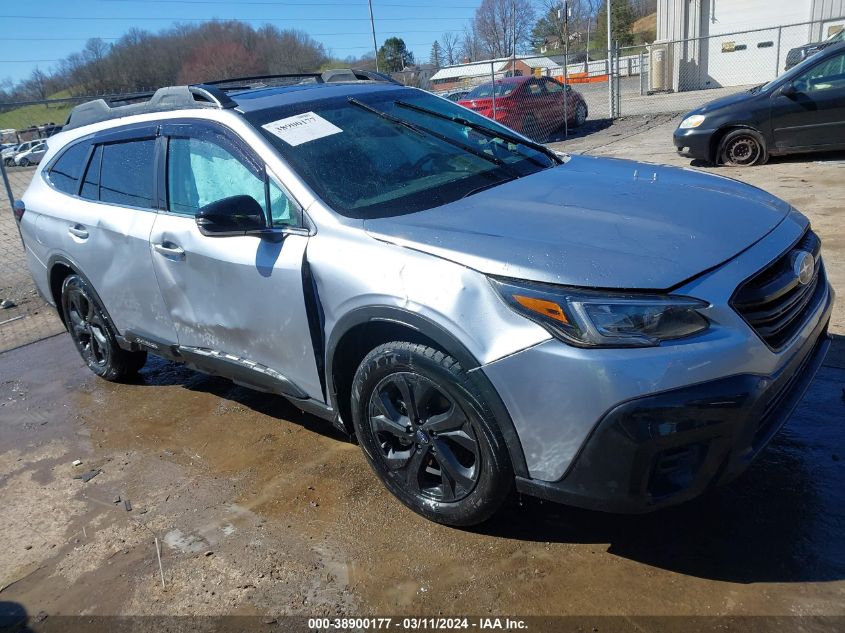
xmin=1 ymin=117 xmax=844 ymax=625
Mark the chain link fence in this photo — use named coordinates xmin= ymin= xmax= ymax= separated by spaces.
xmin=416 ymin=16 xmax=843 ymax=132
xmin=0 ymin=163 xmax=65 ymax=353
xmin=615 ymin=17 xmax=843 ymax=117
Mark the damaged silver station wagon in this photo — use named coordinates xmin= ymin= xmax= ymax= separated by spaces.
xmin=17 ymin=71 xmax=834 ymax=525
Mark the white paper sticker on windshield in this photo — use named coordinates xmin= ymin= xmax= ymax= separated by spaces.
xmin=261 ymin=112 xmax=342 ymax=146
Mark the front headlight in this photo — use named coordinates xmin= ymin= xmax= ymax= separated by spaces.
xmin=491 ymin=278 xmax=710 ymax=348
xmin=679 ymin=114 xmax=706 ymax=129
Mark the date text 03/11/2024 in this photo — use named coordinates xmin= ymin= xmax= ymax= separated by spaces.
xmin=307 ymin=617 xmax=528 ymax=630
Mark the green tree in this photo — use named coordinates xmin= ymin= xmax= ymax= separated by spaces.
xmin=430 ymin=40 xmax=443 ymax=67
xmin=377 ymin=37 xmax=414 ymax=73
xmin=595 ymin=0 xmax=635 ymax=48
xmin=532 ymin=6 xmax=564 ymax=54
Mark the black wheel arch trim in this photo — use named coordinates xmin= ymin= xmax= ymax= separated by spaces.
xmin=326 ymin=305 xmax=529 ymax=477
xmin=47 ymin=254 xmax=119 ymax=334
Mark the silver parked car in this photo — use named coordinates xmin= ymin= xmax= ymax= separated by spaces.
xmin=4 ymin=139 xmax=45 ymax=166
xmin=14 ymin=141 xmax=47 ymax=166
xmin=17 ymin=73 xmax=833 ymax=525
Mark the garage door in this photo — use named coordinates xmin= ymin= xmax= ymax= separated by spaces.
xmin=705 ymin=0 xmax=812 ymax=87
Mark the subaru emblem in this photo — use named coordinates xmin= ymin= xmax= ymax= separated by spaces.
xmin=791 ymin=250 xmax=815 ymax=286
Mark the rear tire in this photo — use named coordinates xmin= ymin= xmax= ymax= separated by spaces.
xmin=718 ymin=128 xmax=768 ymax=166
xmin=351 ymin=342 xmax=514 ymax=526
xmin=61 ymin=274 xmax=147 ymax=381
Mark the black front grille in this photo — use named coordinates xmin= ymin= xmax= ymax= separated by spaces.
xmin=731 ymin=230 xmax=825 ymax=350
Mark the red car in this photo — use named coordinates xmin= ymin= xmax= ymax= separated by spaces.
xmin=458 ymin=75 xmax=588 ymax=141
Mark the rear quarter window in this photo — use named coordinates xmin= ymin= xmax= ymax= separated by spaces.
xmin=47 ymin=142 xmax=91 ymax=195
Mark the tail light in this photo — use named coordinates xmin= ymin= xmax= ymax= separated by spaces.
xmin=13 ymin=199 xmax=25 ymax=222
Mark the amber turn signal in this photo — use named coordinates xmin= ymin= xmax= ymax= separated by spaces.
xmin=512 ymin=294 xmax=569 ymax=324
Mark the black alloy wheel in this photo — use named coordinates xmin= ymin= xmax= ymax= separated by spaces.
xmin=61 ymin=274 xmax=147 ymax=380
xmin=368 ymin=371 xmax=480 ymax=502
xmin=351 ymin=342 xmax=514 ymax=526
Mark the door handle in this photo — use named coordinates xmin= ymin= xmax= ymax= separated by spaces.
xmin=68 ymin=224 xmax=88 ymax=239
xmin=153 ymin=241 xmax=186 ymax=260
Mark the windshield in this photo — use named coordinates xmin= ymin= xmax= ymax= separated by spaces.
xmin=249 ymin=88 xmax=555 ymax=218
xmin=465 ymin=83 xmax=518 ymax=99
xmin=831 ymin=29 xmax=845 ymax=42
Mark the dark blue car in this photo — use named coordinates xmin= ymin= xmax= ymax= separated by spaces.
xmin=674 ymin=42 xmax=845 ymax=166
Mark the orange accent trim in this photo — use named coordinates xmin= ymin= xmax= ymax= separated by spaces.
xmin=513 ymin=295 xmax=570 ymax=324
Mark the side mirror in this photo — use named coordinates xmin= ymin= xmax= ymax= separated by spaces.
xmin=195 ymin=195 xmax=266 ymax=237
xmin=781 ymin=82 xmax=797 ymax=97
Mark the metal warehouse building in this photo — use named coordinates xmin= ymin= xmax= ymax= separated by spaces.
xmin=655 ymin=0 xmax=845 ymax=90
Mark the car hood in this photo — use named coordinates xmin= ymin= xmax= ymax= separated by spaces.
xmin=364 ymin=155 xmax=791 ymax=290
xmin=684 ymin=89 xmax=760 ymax=117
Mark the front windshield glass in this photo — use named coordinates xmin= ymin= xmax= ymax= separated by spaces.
xmin=249 ymin=89 xmax=555 ymax=219
xmin=465 ymin=83 xmax=518 ymax=99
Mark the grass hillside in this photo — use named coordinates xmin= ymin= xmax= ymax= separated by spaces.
xmin=0 ymin=89 xmax=78 ymax=132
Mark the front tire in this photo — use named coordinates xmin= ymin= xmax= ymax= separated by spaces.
xmin=351 ymin=342 xmax=513 ymax=526
xmin=19 ymin=158 xmax=30 ymax=167
xmin=61 ymin=275 xmax=147 ymax=381
xmin=718 ymin=128 xmax=768 ymax=166
xmin=573 ymin=101 xmax=588 ymax=127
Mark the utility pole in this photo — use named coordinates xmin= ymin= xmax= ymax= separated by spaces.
xmin=368 ymin=0 xmax=379 ymax=72
xmin=559 ymin=2 xmax=569 ymax=138
xmin=512 ymin=0 xmax=517 ymax=62
xmin=606 ymin=0 xmax=613 ymax=117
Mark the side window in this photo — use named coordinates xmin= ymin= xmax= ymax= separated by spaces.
xmin=167 ymin=135 xmax=300 ymax=227
xmin=80 ymin=145 xmax=103 ymax=201
xmin=796 ymin=53 xmax=845 ymax=92
xmin=544 ymin=79 xmax=564 ymax=94
xmin=525 ymin=80 xmax=544 ymax=97
xmin=167 ymin=136 xmax=265 ymax=217
xmin=99 ymin=139 xmax=156 ymax=208
xmin=48 ymin=142 xmax=90 ymax=195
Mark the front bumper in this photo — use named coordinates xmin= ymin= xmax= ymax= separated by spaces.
xmin=674 ymin=128 xmax=714 ymax=161
xmin=514 ymin=299 xmax=831 ymax=513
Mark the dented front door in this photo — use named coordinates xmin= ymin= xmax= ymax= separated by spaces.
xmin=148 ymin=121 xmax=324 ymax=401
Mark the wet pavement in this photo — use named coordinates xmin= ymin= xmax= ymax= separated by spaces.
xmin=1 ymin=333 xmax=843 ymax=618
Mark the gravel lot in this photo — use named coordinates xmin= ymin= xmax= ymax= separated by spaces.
xmin=1 ymin=117 xmax=843 ymax=628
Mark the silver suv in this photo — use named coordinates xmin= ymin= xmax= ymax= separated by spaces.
xmin=17 ymin=73 xmax=833 ymax=526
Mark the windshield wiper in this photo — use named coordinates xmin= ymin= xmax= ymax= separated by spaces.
xmin=394 ymin=100 xmax=562 ymax=167
xmin=461 ymin=175 xmax=518 ymax=199
xmin=347 ymin=98 xmax=515 ymax=174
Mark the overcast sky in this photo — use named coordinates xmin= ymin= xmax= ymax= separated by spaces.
xmin=1 ymin=0 xmax=493 ymax=85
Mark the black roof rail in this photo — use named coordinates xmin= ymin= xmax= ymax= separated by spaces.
xmin=201 ymin=69 xmax=400 ymax=90
xmin=203 ymin=73 xmax=324 ymax=90
xmin=62 ymin=68 xmax=400 ymax=131
xmin=63 ymin=85 xmax=237 ymax=131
